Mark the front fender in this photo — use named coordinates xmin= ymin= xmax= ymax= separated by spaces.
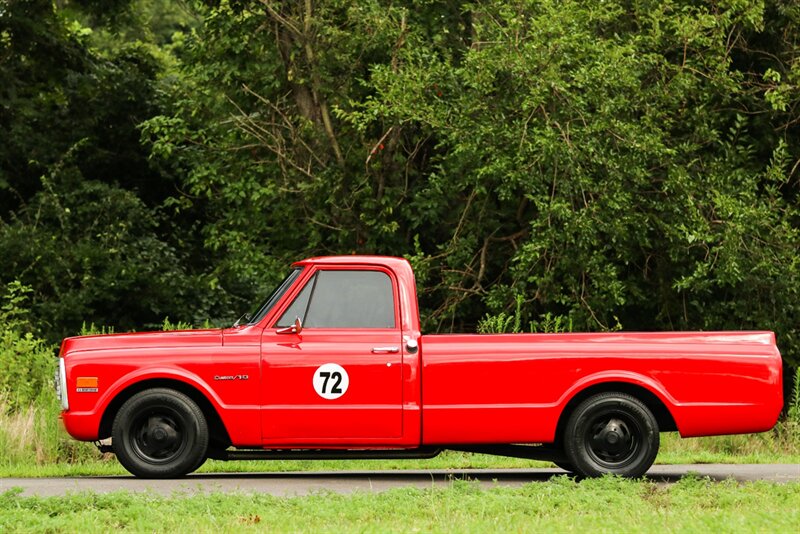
xmin=99 ymin=366 xmax=227 ymax=416
xmin=62 ymin=366 xmax=225 ymax=442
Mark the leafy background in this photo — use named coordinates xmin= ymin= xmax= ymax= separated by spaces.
xmin=2 ymin=0 xmax=799 ymax=383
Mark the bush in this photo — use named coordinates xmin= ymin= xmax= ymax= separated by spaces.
xmin=0 ymin=281 xmax=99 ymax=466
xmin=478 ymin=295 xmax=575 ymax=334
xmin=0 ymin=282 xmax=55 ymax=413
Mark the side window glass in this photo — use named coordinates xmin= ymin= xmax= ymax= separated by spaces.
xmin=292 ymin=270 xmax=395 ymax=328
xmin=276 ymin=276 xmax=314 ymax=327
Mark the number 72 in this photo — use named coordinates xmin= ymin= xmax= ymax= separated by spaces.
xmin=318 ymin=371 xmax=343 ymax=394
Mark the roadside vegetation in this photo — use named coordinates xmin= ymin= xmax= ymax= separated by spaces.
xmin=2 ymin=476 xmax=800 ymax=533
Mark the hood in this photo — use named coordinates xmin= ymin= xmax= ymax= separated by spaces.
xmin=60 ymin=329 xmax=223 ymax=355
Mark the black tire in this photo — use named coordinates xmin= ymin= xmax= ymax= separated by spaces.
xmin=564 ymin=392 xmax=659 ymax=478
xmin=189 ymin=451 xmax=209 ymax=474
xmin=112 ymin=388 xmax=209 ymax=478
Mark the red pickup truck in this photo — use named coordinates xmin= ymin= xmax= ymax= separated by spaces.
xmin=56 ymin=255 xmax=783 ymax=478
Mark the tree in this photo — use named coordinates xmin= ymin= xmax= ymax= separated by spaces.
xmin=0 ymin=0 xmax=219 ymax=340
xmin=148 ymin=1 xmax=800 ymax=368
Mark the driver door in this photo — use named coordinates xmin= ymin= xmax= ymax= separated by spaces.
xmin=260 ymin=267 xmax=404 ymax=445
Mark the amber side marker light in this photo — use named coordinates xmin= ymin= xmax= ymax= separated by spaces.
xmin=76 ymin=377 xmax=99 ymax=393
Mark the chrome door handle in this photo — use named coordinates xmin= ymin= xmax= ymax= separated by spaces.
xmin=371 ymin=346 xmax=399 ymax=354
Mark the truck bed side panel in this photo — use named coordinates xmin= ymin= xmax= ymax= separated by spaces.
xmin=419 ymin=332 xmax=782 ymax=445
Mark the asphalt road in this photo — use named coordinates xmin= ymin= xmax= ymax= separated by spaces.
xmin=2 ymin=464 xmax=799 ymax=497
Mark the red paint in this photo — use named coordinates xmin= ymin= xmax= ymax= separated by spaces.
xmin=58 ymin=256 xmax=783 ymax=451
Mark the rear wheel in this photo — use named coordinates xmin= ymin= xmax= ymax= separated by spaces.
xmin=112 ymin=388 xmax=208 ymax=478
xmin=564 ymin=392 xmax=659 ymax=478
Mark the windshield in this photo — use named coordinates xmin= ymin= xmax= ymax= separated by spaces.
xmin=239 ymin=268 xmax=303 ymax=326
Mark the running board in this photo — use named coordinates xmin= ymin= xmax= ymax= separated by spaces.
xmin=209 ymin=447 xmax=442 ymax=461
xmin=450 ymin=444 xmax=566 ymax=463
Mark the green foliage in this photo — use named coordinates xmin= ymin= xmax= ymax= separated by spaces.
xmin=78 ymin=322 xmax=116 ymax=336
xmin=0 ymin=282 xmax=105 ymax=466
xmin=3 ymin=0 xmax=800 ymax=371
xmin=161 ymin=317 xmax=194 ymax=331
xmin=478 ymin=295 xmax=524 ymax=333
xmin=0 ymin=1 xmax=171 ymax=213
xmin=5 ymin=0 xmax=800 ymax=474
xmin=530 ymin=313 xmax=577 ymax=335
xmin=0 ymin=1 xmax=222 ymax=342
xmin=789 ymin=368 xmax=800 ymax=423
xmin=0 ymin=282 xmax=54 ymax=413
xmin=1 ymin=478 xmax=800 ymax=532
xmin=0 ymin=281 xmax=31 ymax=328
xmin=79 ymin=317 xmax=210 ymax=335
xmin=477 ymin=313 xmax=517 ymax=334
xmin=0 ymin=329 xmax=51 ymax=414
xmin=136 ymin=0 xmax=800 ymax=367
xmin=0 ymin=179 xmax=204 ymax=340
xmin=0 ymin=390 xmax=100 ymax=467
xmin=479 ymin=294 xmax=575 ymax=333
xmin=358 ymin=0 xmax=800 ymax=343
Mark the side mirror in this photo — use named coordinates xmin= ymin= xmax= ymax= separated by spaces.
xmin=276 ymin=316 xmax=303 ymax=335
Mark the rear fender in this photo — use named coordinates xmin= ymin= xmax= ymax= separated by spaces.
xmin=560 ymin=371 xmax=676 ymax=407
xmin=555 ymin=371 xmax=680 ymax=437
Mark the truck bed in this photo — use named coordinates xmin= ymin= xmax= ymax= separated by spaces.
xmin=419 ymin=331 xmax=782 ymax=444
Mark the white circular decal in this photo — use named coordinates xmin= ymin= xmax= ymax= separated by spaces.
xmin=313 ymin=363 xmax=349 ymax=400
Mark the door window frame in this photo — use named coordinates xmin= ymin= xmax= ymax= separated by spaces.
xmin=265 ymin=264 xmax=401 ymax=331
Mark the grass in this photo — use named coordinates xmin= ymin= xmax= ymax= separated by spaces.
xmin=0 ymin=394 xmax=97 ymax=471
xmin=659 ymin=426 xmax=800 ymax=464
xmin=1 ymin=476 xmax=799 ymax=533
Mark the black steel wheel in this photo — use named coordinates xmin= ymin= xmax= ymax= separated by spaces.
xmin=112 ymin=388 xmax=208 ymax=478
xmin=564 ymin=392 xmax=659 ymax=478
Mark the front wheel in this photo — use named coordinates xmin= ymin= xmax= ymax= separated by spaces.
xmin=564 ymin=392 xmax=659 ymax=478
xmin=112 ymin=388 xmax=209 ymax=478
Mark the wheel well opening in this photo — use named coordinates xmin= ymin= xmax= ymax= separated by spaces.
xmin=98 ymin=379 xmax=232 ymax=449
xmin=554 ymin=382 xmax=677 ymax=443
